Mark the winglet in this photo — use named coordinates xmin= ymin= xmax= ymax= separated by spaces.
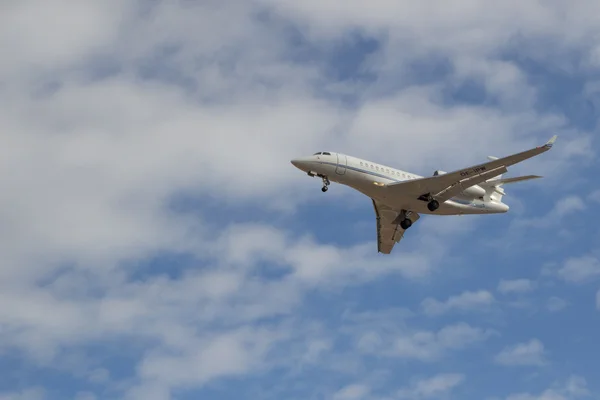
xmin=544 ymin=135 xmax=558 ymax=148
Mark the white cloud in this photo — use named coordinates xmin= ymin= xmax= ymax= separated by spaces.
xmin=0 ymin=221 xmax=449 ymax=396
xmin=124 ymin=382 xmax=170 ymax=400
xmin=565 ymin=375 xmax=591 ymax=397
xmin=513 ymin=195 xmax=586 ymax=230
xmin=506 ymin=392 xmax=564 ymax=400
xmin=137 ymin=327 xmax=280 ymax=387
xmin=557 ymin=255 xmax=600 ymax=283
xmin=421 ymin=290 xmax=495 ymax=315
xmin=390 ymin=323 xmax=494 ymax=361
xmin=347 ymin=310 xmax=494 ymax=363
xmin=587 ymin=189 xmax=600 ymax=203
xmin=74 ymin=393 xmax=96 ymax=400
xmin=494 ymin=339 xmax=547 ymax=367
xmin=505 ymin=375 xmax=590 ymax=400
xmin=0 ymin=1 xmax=129 ymax=78
xmin=553 ymin=196 xmax=586 ymax=217
xmin=260 ymin=0 xmax=600 ymax=57
xmin=333 ymin=384 xmax=371 ymax=400
xmin=547 ymin=297 xmax=568 ymax=312
xmin=397 ymin=373 xmax=465 ymax=399
xmin=497 ymin=279 xmax=536 ymax=294
xmin=0 ymin=388 xmax=45 ymax=400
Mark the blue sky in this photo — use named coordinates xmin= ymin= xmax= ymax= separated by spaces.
xmin=1 ymin=1 xmax=600 ymax=399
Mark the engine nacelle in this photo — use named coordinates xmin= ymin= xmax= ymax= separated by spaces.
xmin=460 ymin=184 xmax=486 ymax=198
xmin=434 ymin=170 xmax=486 ymax=198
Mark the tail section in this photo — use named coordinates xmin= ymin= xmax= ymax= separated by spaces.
xmin=481 ymin=155 xmax=543 ymax=202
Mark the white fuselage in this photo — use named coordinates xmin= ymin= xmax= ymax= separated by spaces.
xmin=291 ymin=152 xmax=509 ymax=215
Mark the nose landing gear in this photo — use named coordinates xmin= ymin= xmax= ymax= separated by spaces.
xmin=321 ymin=176 xmax=330 ymax=192
xmin=307 ymin=171 xmax=331 ymax=192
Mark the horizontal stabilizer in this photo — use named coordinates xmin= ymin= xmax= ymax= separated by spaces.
xmin=485 ymin=175 xmax=542 ymax=186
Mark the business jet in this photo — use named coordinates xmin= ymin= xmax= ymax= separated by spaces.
xmin=291 ymin=135 xmax=557 ymax=254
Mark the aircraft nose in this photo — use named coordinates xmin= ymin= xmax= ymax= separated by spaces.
xmin=290 ymin=158 xmax=309 ymax=171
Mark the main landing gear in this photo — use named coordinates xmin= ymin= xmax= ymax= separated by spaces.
xmin=400 ymin=218 xmax=412 ymax=230
xmin=419 ymin=193 xmax=440 ymax=212
xmin=399 ymin=209 xmax=413 ymax=230
xmin=427 ymin=199 xmax=440 ymax=212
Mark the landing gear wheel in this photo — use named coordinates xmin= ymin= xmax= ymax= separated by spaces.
xmin=400 ymin=218 xmax=412 ymax=229
xmin=427 ymin=199 xmax=440 ymax=212
xmin=321 ymin=176 xmax=330 ymax=192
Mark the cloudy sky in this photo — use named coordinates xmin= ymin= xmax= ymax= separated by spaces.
xmin=1 ymin=1 xmax=599 ymax=399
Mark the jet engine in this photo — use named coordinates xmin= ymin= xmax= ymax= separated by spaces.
xmin=460 ymin=184 xmax=486 ymax=198
xmin=434 ymin=170 xmax=486 ymax=198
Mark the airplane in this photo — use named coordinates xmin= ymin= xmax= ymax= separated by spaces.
xmin=290 ymin=135 xmax=557 ymax=254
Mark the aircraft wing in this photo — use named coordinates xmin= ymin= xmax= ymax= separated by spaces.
xmin=385 ymin=135 xmax=557 ymax=202
xmin=372 ymin=199 xmax=420 ymax=254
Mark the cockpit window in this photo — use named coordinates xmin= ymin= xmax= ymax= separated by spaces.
xmin=322 ymin=152 xmax=331 ymax=155
xmin=313 ymin=152 xmax=322 ymax=155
